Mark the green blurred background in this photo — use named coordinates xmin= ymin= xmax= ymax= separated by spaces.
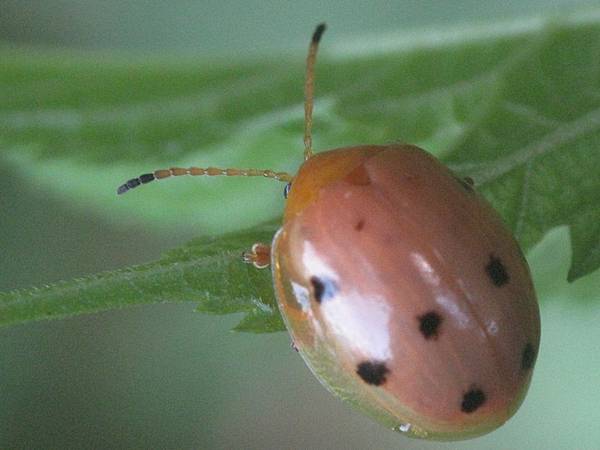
xmin=1 ymin=1 xmax=600 ymax=449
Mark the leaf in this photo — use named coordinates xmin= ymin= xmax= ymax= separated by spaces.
xmin=1 ymin=12 xmax=600 ymax=331
xmin=0 ymin=221 xmax=284 ymax=332
xmin=444 ymin=21 xmax=600 ymax=282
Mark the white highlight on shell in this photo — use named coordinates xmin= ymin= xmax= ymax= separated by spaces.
xmin=302 ymin=242 xmax=339 ymax=282
xmin=290 ymin=281 xmax=311 ymax=312
xmin=435 ymin=293 xmax=471 ymax=329
xmin=321 ymin=291 xmax=393 ymax=361
xmin=412 ymin=252 xmax=472 ymax=329
xmin=411 ymin=252 xmax=440 ymax=286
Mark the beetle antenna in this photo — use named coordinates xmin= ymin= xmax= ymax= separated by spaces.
xmin=119 ymin=25 xmax=326 ymax=196
xmin=117 ymin=166 xmax=293 ymax=195
xmin=304 ymin=23 xmax=326 ymax=161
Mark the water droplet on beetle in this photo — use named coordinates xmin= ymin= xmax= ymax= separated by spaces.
xmin=394 ymin=423 xmax=411 ymax=433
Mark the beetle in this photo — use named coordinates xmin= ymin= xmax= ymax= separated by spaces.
xmin=118 ymin=24 xmax=540 ymax=440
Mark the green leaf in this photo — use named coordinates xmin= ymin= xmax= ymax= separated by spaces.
xmin=1 ymin=12 xmax=600 ymax=331
xmin=443 ymin=20 xmax=600 ymax=282
xmin=0 ymin=222 xmax=284 ymax=331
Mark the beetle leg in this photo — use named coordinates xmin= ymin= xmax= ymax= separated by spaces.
xmin=242 ymin=242 xmax=271 ymax=269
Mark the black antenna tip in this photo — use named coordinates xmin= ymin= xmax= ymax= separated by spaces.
xmin=116 ymin=173 xmax=156 ymax=195
xmin=139 ymin=173 xmax=156 ymax=184
xmin=117 ymin=177 xmax=140 ymax=195
xmin=312 ymin=23 xmax=327 ymax=43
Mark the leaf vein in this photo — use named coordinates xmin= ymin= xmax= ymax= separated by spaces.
xmin=471 ymin=106 xmax=600 ymax=185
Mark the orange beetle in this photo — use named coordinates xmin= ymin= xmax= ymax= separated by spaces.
xmin=118 ymin=24 xmax=540 ymax=440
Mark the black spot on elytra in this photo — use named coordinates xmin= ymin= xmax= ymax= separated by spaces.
xmin=354 ymin=219 xmax=365 ymax=231
xmin=486 ymin=254 xmax=509 ymax=287
xmin=418 ymin=311 xmax=442 ymax=340
xmin=461 ymin=388 xmax=486 ymax=413
xmin=521 ymin=342 xmax=536 ymax=371
xmin=310 ymin=276 xmax=338 ymax=303
xmin=356 ymin=361 xmax=389 ymax=386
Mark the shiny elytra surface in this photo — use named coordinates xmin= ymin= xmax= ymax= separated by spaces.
xmin=271 ymin=145 xmax=540 ymax=440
